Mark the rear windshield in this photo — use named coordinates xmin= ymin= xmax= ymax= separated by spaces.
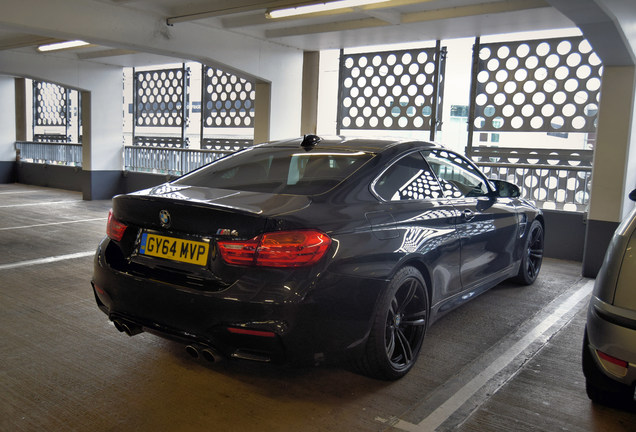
xmin=174 ymin=146 xmax=374 ymax=195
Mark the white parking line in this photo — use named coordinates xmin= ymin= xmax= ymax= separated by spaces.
xmin=0 ymin=200 xmax=82 ymax=208
xmin=0 ymin=251 xmax=95 ymax=271
xmin=0 ymin=190 xmax=40 ymax=195
xmin=393 ymin=280 xmax=595 ymax=432
xmin=0 ymin=218 xmax=106 ymax=231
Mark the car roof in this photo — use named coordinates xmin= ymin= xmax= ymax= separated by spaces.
xmin=258 ymin=135 xmax=441 ymax=153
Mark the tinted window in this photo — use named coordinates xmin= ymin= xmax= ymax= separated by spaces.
xmin=174 ymin=147 xmax=374 ymax=195
xmin=422 ymin=150 xmax=489 ymax=198
xmin=374 ymin=152 xmax=444 ymax=201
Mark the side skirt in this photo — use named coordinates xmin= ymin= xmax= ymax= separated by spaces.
xmin=428 ymin=265 xmax=518 ymax=326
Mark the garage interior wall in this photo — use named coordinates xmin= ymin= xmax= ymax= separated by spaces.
xmin=583 ymin=65 xmax=636 ymax=276
xmin=0 ymin=76 xmax=17 ymax=182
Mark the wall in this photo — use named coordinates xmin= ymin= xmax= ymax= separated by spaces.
xmin=0 ymin=49 xmax=124 ymax=173
xmin=0 ymin=76 xmax=17 ymax=182
xmin=582 ymin=65 xmax=636 ymax=276
xmin=0 ymin=0 xmax=304 ymax=142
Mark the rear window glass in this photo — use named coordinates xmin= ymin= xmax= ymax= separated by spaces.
xmin=174 ymin=146 xmax=374 ymax=195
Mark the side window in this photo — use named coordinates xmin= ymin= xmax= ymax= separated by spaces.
xmin=423 ymin=150 xmax=489 ymax=198
xmin=374 ymin=152 xmax=444 ymax=201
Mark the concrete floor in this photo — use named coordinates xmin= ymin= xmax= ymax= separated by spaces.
xmin=1 ymin=183 xmax=634 ymax=432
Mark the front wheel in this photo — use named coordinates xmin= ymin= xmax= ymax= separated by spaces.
xmin=515 ymin=219 xmax=544 ymax=285
xmin=355 ymin=266 xmax=429 ymax=380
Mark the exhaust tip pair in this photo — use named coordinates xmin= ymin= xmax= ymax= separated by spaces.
xmin=185 ymin=344 xmax=224 ymax=363
xmin=113 ymin=319 xmax=142 ymax=337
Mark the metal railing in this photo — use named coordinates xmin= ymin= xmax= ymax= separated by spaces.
xmin=15 ymin=141 xmax=82 ymax=166
xmin=476 ymin=162 xmax=591 ymax=212
xmin=469 ymin=147 xmax=593 ymax=212
xmin=124 ymin=145 xmax=235 ymax=176
xmin=14 ymin=141 xmax=592 ymax=212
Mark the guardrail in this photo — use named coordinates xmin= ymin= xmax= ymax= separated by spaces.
xmin=14 ymin=141 xmax=592 ymax=212
xmin=475 ymin=162 xmax=591 ymax=212
xmin=469 ymin=147 xmax=592 ymax=212
xmin=15 ymin=141 xmax=82 ymax=166
xmin=124 ymin=145 xmax=235 ymax=176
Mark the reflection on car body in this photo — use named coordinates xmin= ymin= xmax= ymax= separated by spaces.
xmin=92 ymin=135 xmax=544 ymax=380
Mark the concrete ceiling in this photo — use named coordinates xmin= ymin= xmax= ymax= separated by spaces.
xmin=0 ymin=0 xmax=575 ymax=67
xmin=0 ymin=0 xmax=633 ymax=69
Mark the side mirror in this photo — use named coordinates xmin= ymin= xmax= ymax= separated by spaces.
xmin=490 ymin=179 xmax=521 ymax=198
xmin=629 ymin=189 xmax=636 ymax=202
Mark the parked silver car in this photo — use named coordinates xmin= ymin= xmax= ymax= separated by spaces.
xmin=583 ymin=190 xmax=636 ymax=408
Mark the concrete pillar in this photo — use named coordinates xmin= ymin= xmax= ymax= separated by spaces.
xmin=582 ymin=65 xmax=636 ymax=276
xmin=254 ymin=82 xmax=271 ymax=144
xmin=0 ymin=76 xmax=17 ymax=182
xmin=80 ymin=70 xmax=126 ymax=200
xmin=301 ymin=51 xmax=320 ymax=135
xmin=14 ymin=78 xmax=27 ymax=142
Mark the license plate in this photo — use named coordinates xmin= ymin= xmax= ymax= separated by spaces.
xmin=139 ymin=232 xmax=209 ymax=266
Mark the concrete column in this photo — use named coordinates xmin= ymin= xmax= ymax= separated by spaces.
xmin=583 ymin=65 xmax=636 ymax=276
xmin=301 ymin=51 xmax=320 ymax=135
xmin=254 ymin=82 xmax=271 ymax=144
xmin=14 ymin=78 xmax=27 ymax=142
xmin=80 ymin=91 xmax=92 ymax=171
xmin=80 ymin=70 xmax=126 ymax=200
xmin=0 ymin=76 xmax=17 ymax=182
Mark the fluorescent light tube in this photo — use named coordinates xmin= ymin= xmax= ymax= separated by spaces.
xmin=37 ymin=40 xmax=90 ymax=52
xmin=266 ymin=0 xmax=387 ymax=19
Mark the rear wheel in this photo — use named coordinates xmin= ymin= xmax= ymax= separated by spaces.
xmin=356 ymin=266 xmax=429 ymax=380
xmin=515 ymin=219 xmax=544 ymax=285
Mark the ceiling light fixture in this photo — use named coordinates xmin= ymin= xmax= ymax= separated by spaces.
xmin=266 ymin=0 xmax=387 ymax=19
xmin=37 ymin=40 xmax=90 ymax=52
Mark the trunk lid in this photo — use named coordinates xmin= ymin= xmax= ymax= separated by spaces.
xmin=114 ymin=184 xmax=311 ymax=238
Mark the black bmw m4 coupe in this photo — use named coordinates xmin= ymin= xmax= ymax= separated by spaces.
xmin=92 ymin=136 xmax=544 ymax=380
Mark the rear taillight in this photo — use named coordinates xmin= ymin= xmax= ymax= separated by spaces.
xmin=227 ymin=327 xmax=276 ymax=338
xmin=106 ymin=209 xmax=128 ymax=241
xmin=218 ymin=230 xmax=331 ymax=267
xmin=597 ymin=350 xmax=629 ymax=377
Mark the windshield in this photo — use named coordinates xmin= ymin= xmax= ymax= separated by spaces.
xmin=174 ymin=146 xmax=374 ymax=195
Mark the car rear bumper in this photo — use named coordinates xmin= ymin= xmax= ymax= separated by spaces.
xmin=92 ymin=239 xmax=387 ymax=365
xmin=585 ymin=295 xmax=636 ymax=386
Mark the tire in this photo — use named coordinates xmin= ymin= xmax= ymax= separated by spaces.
xmin=355 ymin=266 xmax=429 ymax=380
xmin=582 ymin=330 xmax=636 ymax=408
xmin=514 ymin=219 xmax=544 ymax=285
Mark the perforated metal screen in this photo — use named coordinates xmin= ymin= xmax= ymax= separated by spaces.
xmin=337 ymin=45 xmax=446 ymax=134
xmin=134 ymin=68 xmax=188 ymax=128
xmin=472 ymin=36 xmax=602 ymax=133
xmin=201 ymin=67 xmax=255 ymax=128
xmin=33 ymin=81 xmax=68 ymax=127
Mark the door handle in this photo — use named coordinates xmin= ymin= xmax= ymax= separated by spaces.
xmin=463 ymin=209 xmax=475 ymax=221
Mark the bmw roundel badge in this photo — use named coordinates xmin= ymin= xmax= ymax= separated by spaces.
xmin=159 ymin=210 xmax=171 ymax=228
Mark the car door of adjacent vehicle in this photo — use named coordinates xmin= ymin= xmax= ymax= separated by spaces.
xmin=422 ymin=149 xmax=519 ymax=290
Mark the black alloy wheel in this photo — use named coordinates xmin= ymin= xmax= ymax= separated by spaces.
xmin=356 ymin=266 xmax=429 ymax=380
xmin=515 ymin=219 xmax=544 ymax=285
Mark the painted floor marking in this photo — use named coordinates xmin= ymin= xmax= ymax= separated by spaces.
xmin=0 ymin=200 xmax=82 ymax=208
xmin=0 ymin=218 xmax=106 ymax=231
xmin=0 ymin=190 xmax=40 ymax=195
xmin=0 ymin=251 xmax=95 ymax=271
xmin=394 ymin=280 xmax=594 ymax=432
